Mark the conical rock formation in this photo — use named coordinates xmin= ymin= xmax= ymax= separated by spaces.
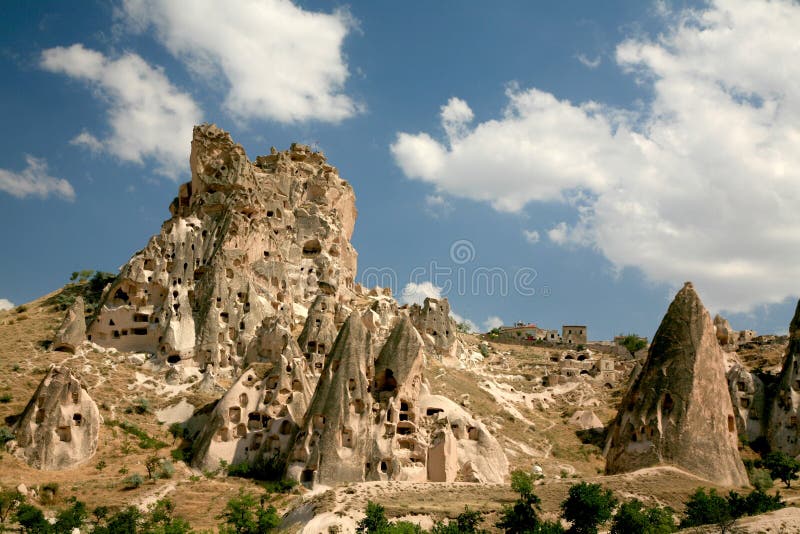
xmin=288 ymin=312 xmax=374 ymax=485
xmin=604 ymin=282 xmax=748 ymax=487
xmin=53 ymin=297 xmax=86 ymax=353
xmin=13 ymin=365 xmax=101 ymax=470
xmin=768 ymin=300 xmax=800 ymax=454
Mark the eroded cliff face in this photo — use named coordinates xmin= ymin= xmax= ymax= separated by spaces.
xmin=604 ymin=282 xmax=749 ymax=488
xmin=88 ymin=124 xmax=357 ymax=369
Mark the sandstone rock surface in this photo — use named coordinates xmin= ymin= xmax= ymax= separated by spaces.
xmin=13 ymin=365 xmax=101 ymax=470
xmin=768 ymin=300 xmax=800 ymax=454
xmin=53 ymin=297 xmax=86 ymax=353
xmin=88 ymin=125 xmax=357 ymax=370
xmin=604 ymin=282 xmax=748 ymax=487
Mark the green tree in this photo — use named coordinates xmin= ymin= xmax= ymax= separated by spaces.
xmin=218 ymin=489 xmax=279 ymax=534
xmin=762 ymin=451 xmax=800 ymax=488
xmin=496 ymin=470 xmax=564 ymax=534
xmin=95 ymin=507 xmax=143 ymax=534
xmin=619 ymin=334 xmax=647 ymax=355
xmin=0 ymin=488 xmax=25 ymax=528
xmin=679 ymin=488 xmax=734 ymax=533
xmin=54 ymin=498 xmax=88 ymax=532
xmin=431 ymin=506 xmax=485 ymax=533
xmin=143 ymin=498 xmax=193 ymax=534
xmin=15 ymin=504 xmax=49 ymax=534
xmin=560 ymin=482 xmax=617 ymax=534
xmin=610 ymin=499 xmax=675 ymax=534
xmin=357 ymin=501 xmax=391 ymax=533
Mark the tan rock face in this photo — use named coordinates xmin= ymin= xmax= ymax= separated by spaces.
xmin=13 ymin=366 xmax=101 ymax=470
xmin=53 ymin=297 xmax=86 ymax=353
xmin=768 ymin=300 xmax=800 ymax=454
xmin=287 ymin=315 xmax=508 ymax=487
xmin=409 ymin=298 xmax=458 ymax=359
xmin=604 ymin=282 xmax=749 ymax=487
xmin=87 ymin=124 xmax=358 ymax=369
xmin=192 ymin=335 xmax=314 ymax=471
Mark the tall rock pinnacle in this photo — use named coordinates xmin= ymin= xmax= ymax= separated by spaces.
xmin=604 ymin=282 xmax=749 ymax=487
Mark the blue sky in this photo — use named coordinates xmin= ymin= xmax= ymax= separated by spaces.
xmin=1 ymin=0 xmax=798 ymax=339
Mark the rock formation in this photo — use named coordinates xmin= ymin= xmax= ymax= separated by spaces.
xmin=287 ymin=315 xmax=508 ymax=486
xmin=87 ymin=124 xmax=357 ymax=369
xmin=728 ymin=364 xmax=765 ymax=444
xmin=768 ymin=300 xmax=800 ymax=454
xmin=604 ymin=282 xmax=749 ymax=487
xmin=192 ymin=335 xmax=313 ymax=471
xmin=288 ymin=312 xmax=375 ymax=485
xmin=297 ymin=295 xmax=339 ymax=378
xmin=12 ymin=366 xmax=101 ymax=470
xmin=71 ymin=124 xmax=507 ymax=487
xmin=409 ymin=298 xmax=459 ymax=360
xmin=52 ymin=297 xmax=86 ymax=353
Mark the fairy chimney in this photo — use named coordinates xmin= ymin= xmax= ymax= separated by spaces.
xmin=13 ymin=366 xmax=101 ymax=470
xmin=604 ymin=282 xmax=749 ymax=487
xmin=768 ymin=300 xmax=800 ymax=454
xmin=287 ymin=312 xmax=374 ymax=486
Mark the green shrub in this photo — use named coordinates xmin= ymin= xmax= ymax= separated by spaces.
xmin=680 ymin=488 xmax=733 ymax=530
xmin=611 ymin=499 xmax=675 ymax=534
xmin=762 ymin=451 xmax=800 ymax=488
xmin=218 ymin=488 xmax=280 ymax=533
xmin=0 ymin=427 xmax=14 ymax=445
xmin=108 ymin=420 xmax=167 ymax=449
xmin=124 ymin=474 xmax=144 ymax=489
xmin=0 ymin=394 xmax=11 ymax=403
xmin=748 ymin=468 xmax=773 ymax=491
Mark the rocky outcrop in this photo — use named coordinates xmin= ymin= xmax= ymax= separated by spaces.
xmin=192 ymin=336 xmax=313 ymax=471
xmin=12 ymin=366 xmax=101 ymax=470
xmin=768 ymin=300 xmax=800 ymax=454
xmin=287 ymin=315 xmax=508 ymax=486
xmin=288 ymin=312 xmax=374 ymax=485
xmin=728 ymin=364 xmax=765 ymax=444
xmin=53 ymin=297 xmax=86 ymax=353
xmin=297 ymin=295 xmax=339 ymax=378
xmin=409 ymin=298 xmax=458 ymax=360
xmin=604 ymin=282 xmax=749 ymax=487
xmin=87 ymin=124 xmax=358 ymax=369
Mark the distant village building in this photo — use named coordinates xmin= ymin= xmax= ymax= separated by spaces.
xmin=562 ymin=325 xmax=587 ymax=345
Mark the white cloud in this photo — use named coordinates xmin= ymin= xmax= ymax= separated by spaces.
xmin=400 ymin=281 xmax=442 ymax=306
xmin=391 ymin=0 xmax=800 ymax=313
xmin=121 ymin=0 xmax=361 ymax=124
xmin=576 ymin=53 xmax=602 ymax=69
xmin=41 ymin=44 xmax=201 ymax=179
xmin=484 ymin=316 xmax=504 ymax=331
xmin=70 ymin=131 xmax=103 ymax=153
xmin=424 ymin=194 xmax=453 ymax=218
xmin=0 ymin=156 xmax=75 ymax=200
xmin=0 ymin=299 xmax=14 ymax=311
xmin=523 ymin=230 xmax=540 ymax=244
xmin=441 ymin=97 xmax=474 ymax=141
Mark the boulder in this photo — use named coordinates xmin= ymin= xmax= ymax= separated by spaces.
xmin=604 ymin=282 xmax=749 ymax=487
xmin=52 ymin=297 xmax=85 ymax=353
xmin=569 ymin=410 xmax=604 ymax=431
xmin=13 ymin=366 xmax=101 ymax=470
